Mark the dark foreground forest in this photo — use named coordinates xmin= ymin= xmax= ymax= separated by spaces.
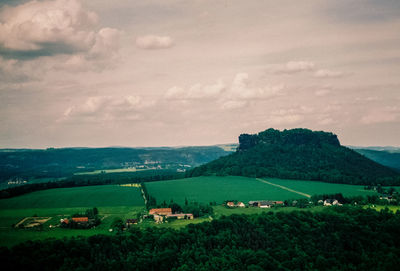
xmin=2 ymin=206 xmax=400 ymax=271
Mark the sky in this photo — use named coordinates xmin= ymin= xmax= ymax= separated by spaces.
xmin=0 ymin=0 xmax=399 ymax=148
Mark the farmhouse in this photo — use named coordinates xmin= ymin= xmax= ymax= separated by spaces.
xmin=226 ymin=201 xmax=246 ymax=207
xmin=259 ymin=201 xmax=274 ymax=208
xmin=149 ymin=208 xmax=172 ymax=215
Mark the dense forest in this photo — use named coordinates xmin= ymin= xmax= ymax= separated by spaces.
xmin=0 ymin=146 xmax=232 ymax=183
xmin=1 ymin=206 xmax=400 ymax=271
xmin=189 ymin=128 xmax=400 ymax=185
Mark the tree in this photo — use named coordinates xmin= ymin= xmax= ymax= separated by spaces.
xmin=111 ymin=218 xmax=124 ymax=232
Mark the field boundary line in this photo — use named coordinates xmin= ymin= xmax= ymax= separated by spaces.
xmin=256 ymin=178 xmax=311 ymax=198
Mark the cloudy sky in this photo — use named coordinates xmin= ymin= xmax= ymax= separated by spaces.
xmin=0 ymin=0 xmax=399 ymax=148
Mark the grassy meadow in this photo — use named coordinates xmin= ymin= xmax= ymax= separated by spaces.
xmin=146 ymin=176 xmax=379 ymax=205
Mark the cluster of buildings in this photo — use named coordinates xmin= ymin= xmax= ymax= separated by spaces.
xmin=227 ymin=199 xmax=342 ymax=208
xmin=248 ymin=200 xmax=284 ymax=208
xmin=148 ymin=208 xmax=194 ymax=223
xmin=226 ymin=200 xmax=285 ymax=208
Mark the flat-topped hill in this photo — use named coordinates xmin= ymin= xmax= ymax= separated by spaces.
xmin=189 ymin=128 xmax=400 ymax=185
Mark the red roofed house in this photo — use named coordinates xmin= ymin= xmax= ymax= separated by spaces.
xmin=226 ymin=202 xmax=235 ymax=207
xmin=149 ymin=208 xmax=172 ymax=216
xmin=60 ymin=218 xmax=69 ymax=224
xmin=72 ymin=217 xmax=89 ymax=223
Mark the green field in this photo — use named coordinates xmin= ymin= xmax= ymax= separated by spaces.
xmin=263 ymin=178 xmax=378 ymax=197
xmin=0 ymin=185 xmax=145 ymax=209
xmin=146 ymin=176 xmax=379 ymax=205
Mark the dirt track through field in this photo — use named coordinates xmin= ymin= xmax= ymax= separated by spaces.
xmin=256 ymin=178 xmax=311 ymax=198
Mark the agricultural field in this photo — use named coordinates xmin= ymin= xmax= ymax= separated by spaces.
xmin=146 ymin=176 xmax=379 ymax=205
xmin=0 ymin=185 xmax=144 ymax=209
xmin=0 ymin=185 xmax=145 ymax=247
xmin=262 ymin=178 xmax=378 ymax=198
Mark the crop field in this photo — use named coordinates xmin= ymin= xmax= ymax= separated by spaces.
xmin=146 ymin=176 xmax=379 ymax=205
xmin=146 ymin=176 xmax=300 ymax=205
xmin=0 ymin=185 xmax=145 ymax=209
xmin=264 ymin=178 xmax=378 ymax=198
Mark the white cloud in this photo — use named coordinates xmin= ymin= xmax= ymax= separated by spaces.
xmin=165 ymin=73 xmax=284 ymax=106
xmin=63 ymin=95 xmax=155 ymax=122
xmin=187 ymin=80 xmax=226 ymax=99
xmin=276 ymin=61 xmax=315 ymax=73
xmin=314 ymin=69 xmax=345 ymax=78
xmin=89 ymin=28 xmax=121 ymax=59
xmin=136 ymin=35 xmax=174 ymax=50
xmin=0 ymin=0 xmax=121 ymax=73
xmin=166 ymin=80 xmax=226 ymax=100
xmin=229 ymin=73 xmax=284 ymax=100
xmin=165 ymin=86 xmax=185 ymax=99
xmin=0 ymin=0 xmax=97 ymax=53
xmin=0 ymin=56 xmax=32 ymax=83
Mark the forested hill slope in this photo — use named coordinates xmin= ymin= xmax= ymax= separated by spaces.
xmin=188 ymin=128 xmax=400 ymax=185
xmin=352 ymin=148 xmax=400 ymax=172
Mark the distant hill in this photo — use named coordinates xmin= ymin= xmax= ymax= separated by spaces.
xmin=0 ymin=146 xmax=233 ymax=184
xmin=351 ymin=149 xmax=400 ymax=172
xmin=188 ymin=128 xmax=400 ymax=185
xmin=349 ymin=146 xmax=400 ymax=152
